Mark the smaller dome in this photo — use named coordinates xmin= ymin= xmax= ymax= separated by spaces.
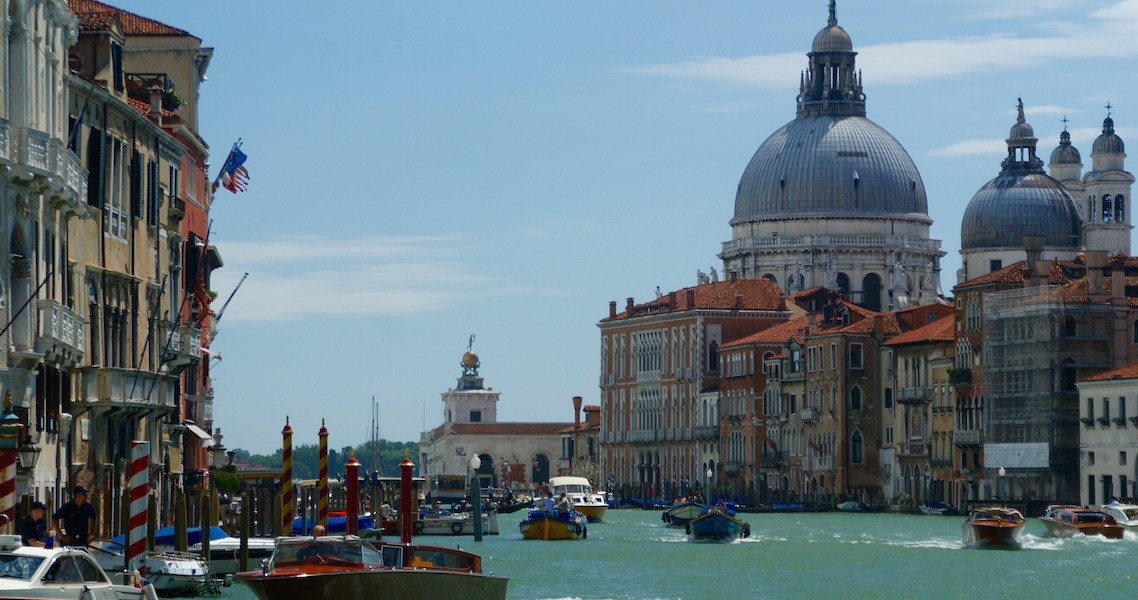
xmin=1008 ymin=99 xmax=1035 ymax=144
xmin=1049 ymin=130 xmax=1081 ymax=166
xmin=1092 ymin=116 xmax=1125 ymax=155
xmin=812 ymin=25 xmax=852 ymax=53
xmin=461 ymin=351 xmax=479 ymax=368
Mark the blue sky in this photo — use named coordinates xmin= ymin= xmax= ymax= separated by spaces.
xmin=108 ymin=1 xmax=1138 ymax=453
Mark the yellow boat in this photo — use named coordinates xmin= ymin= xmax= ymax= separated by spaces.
xmin=518 ymin=509 xmax=589 ymax=540
xmin=549 ymin=476 xmax=608 ymax=523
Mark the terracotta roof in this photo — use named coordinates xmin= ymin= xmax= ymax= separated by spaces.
xmin=69 ymin=0 xmax=194 ymax=37
xmin=884 ymin=316 xmax=954 ymax=346
xmin=605 ymin=278 xmax=785 ymax=321
xmin=125 ymin=96 xmax=178 ymax=119
xmin=1083 ymin=361 xmax=1138 ymax=382
xmin=722 ymin=315 xmax=812 ymax=348
xmin=833 ymin=310 xmax=901 ymax=336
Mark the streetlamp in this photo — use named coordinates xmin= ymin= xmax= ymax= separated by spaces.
xmin=998 ymin=467 xmax=1006 ymax=503
xmin=502 ymin=461 xmax=509 ymax=493
xmin=469 ymin=456 xmax=483 ymax=542
xmin=706 ymin=468 xmax=713 ymax=506
xmin=16 ymin=434 xmax=39 ymax=474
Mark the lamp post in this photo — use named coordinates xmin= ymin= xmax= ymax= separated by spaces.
xmin=469 ymin=456 xmax=482 ymax=542
xmin=998 ymin=467 xmax=1006 ymax=504
xmin=502 ymin=461 xmax=509 ymax=494
xmin=706 ymin=468 xmax=713 ymax=507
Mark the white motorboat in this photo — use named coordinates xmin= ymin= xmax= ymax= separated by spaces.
xmin=89 ymin=540 xmax=218 ymax=597
xmin=0 ymin=534 xmax=158 ymax=600
xmin=414 ymin=510 xmax=498 ymax=535
xmin=549 ymin=476 xmax=608 ymax=522
xmin=1100 ymin=503 xmax=1138 ymax=530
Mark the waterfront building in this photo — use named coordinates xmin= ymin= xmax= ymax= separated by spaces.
xmin=1076 ymin=362 xmax=1138 ymax=504
xmin=557 ymin=396 xmax=601 ymax=487
xmin=0 ymin=0 xmax=83 ymax=516
xmin=419 ymin=347 xmax=569 ymax=495
xmin=718 ymin=3 xmax=945 ymax=310
xmin=598 ymin=277 xmax=788 ymax=501
xmin=882 ymin=314 xmax=955 ymax=509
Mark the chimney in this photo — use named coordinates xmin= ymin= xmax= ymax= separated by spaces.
xmin=686 ymin=289 xmax=695 ymax=309
xmin=572 ymin=396 xmax=583 ymax=429
xmin=668 ymin=291 xmax=677 ymax=310
xmin=730 ymin=270 xmax=738 ymax=282
xmin=1086 ymin=250 xmax=1107 ymax=302
xmin=626 ymin=297 xmax=635 ymax=316
xmin=609 ymin=301 xmax=617 ymax=319
xmin=148 ymin=85 xmax=164 ymax=126
xmin=1111 ymin=256 xmax=1125 ymax=304
xmin=735 ymin=293 xmax=744 ymax=310
xmin=1022 ymin=235 xmax=1044 ymax=286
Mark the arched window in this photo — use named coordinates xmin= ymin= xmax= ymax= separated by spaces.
xmin=1103 ymin=195 xmax=1113 ymax=222
xmin=1117 ymin=195 xmax=1126 ymax=222
xmin=861 ymin=273 xmax=882 ymax=311
xmin=708 ymin=341 xmax=719 ymax=372
xmin=836 ymin=273 xmax=851 ymax=297
xmin=850 ymin=386 xmax=862 ymax=412
xmin=851 ymin=430 xmax=864 ymax=464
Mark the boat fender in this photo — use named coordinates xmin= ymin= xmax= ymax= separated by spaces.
xmin=452 ymin=522 xmax=463 ymax=535
xmin=574 ymin=523 xmax=582 ymax=536
xmin=413 ymin=520 xmax=425 ymax=533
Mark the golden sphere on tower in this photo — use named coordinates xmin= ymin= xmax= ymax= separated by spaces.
xmin=462 ymin=351 xmax=479 ymax=368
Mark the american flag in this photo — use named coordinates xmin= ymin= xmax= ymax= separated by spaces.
xmin=219 ymin=146 xmax=250 ymax=193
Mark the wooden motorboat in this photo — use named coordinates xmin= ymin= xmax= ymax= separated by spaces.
xmin=1039 ymin=505 xmax=1124 ymax=539
xmin=962 ymin=506 xmax=1025 ymax=549
xmin=518 ymin=509 xmax=589 ymax=540
xmin=0 ymin=534 xmax=159 ymax=600
xmin=234 ymin=535 xmax=507 ymax=600
xmin=661 ymin=501 xmax=703 ymax=527
xmin=686 ymin=507 xmax=750 ymax=542
xmin=1100 ymin=503 xmax=1138 ymax=531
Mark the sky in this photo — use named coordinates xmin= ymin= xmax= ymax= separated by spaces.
xmin=105 ymin=0 xmax=1138 ymax=453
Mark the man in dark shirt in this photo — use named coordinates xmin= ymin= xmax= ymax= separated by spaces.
xmin=52 ymin=486 xmax=96 ymax=547
xmin=21 ymin=501 xmax=46 ymax=547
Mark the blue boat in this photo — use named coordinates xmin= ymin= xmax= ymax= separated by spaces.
xmin=686 ymin=507 xmax=750 ymax=542
xmin=661 ymin=501 xmax=703 ymax=527
xmin=291 ymin=514 xmax=375 ymax=534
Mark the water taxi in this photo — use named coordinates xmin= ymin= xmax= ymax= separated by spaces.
xmin=1100 ymin=503 xmax=1138 ymax=530
xmin=962 ymin=506 xmax=1025 ymax=549
xmin=1039 ymin=505 xmax=1124 ymax=539
xmin=548 ymin=476 xmax=608 ymax=522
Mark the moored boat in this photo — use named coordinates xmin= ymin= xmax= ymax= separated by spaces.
xmin=549 ymin=476 xmax=608 ymax=522
xmin=414 ymin=510 xmax=499 ymax=536
xmin=235 ymin=535 xmax=507 ymax=600
xmin=686 ymin=507 xmax=750 ymax=542
xmin=0 ymin=535 xmax=159 ymax=600
xmin=661 ymin=501 xmax=703 ymax=527
xmin=836 ymin=501 xmax=867 ymax=513
xmin=962 ymin=506 xmax=1025 ymax=549
xmin=518 ymin=509 xmax=589 ymax=540
xmin=1100 ymin=503 xmax=1138 ymax=530
xmin=1039 ymin=505 xmax=1124 ymax=539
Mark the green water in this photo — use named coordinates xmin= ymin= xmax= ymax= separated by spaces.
xmin=220 ymin=509 xmax=1138 ymax=599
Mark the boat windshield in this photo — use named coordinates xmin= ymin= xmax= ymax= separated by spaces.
xmin=271 ymin=540 xmax=382 ymax=568
xmin=0 ymin=555 xmax=43 ymax=581
xmin=1122 ymin=508 xmax=1138 ymax=519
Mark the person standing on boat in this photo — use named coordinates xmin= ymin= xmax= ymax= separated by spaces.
xmin=558 ymin=492 xmax=573 ymax=513
xmin=21 ymin=501 xmax=47 ymax=547
xmin=52 ymin=486 xmax=97 ymax=548
xmin=543 ymin=490 xmax=556 ymax=514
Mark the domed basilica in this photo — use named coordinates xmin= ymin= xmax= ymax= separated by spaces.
xmin=719 ymin=2 xmax=944 ymax=311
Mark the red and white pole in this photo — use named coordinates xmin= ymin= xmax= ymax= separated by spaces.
xmin=127 ymin=441 xmax=150 ymax=570
xmin=281 ymin=418 xmax=293 ymax=536
xmin=0 ymin=450 xmax=14 ymax=529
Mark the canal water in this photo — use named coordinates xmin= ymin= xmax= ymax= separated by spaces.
xmin=219 ymin=508 xmax=1138 ymax=599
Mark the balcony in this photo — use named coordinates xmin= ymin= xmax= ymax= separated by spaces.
xmin=692 ymin=425 xmax=719 ymax=440
xmin=162 ymin=322 xmax=201 ymax=371
xmin=628 ymin=430 xmax=660 ymax=443
xmin=170 ymin=196 xmax=186 ymax=220
xmin=12 ymin=127 xmax=49 ymax=174
xmin=35 ymin=299 xmax=85 ymax=365
xmin=724 ymin=461 xmax=742 ymax=476
xmin=806 ymin=455 xmax=833 ymax=470
xmin=948 ymin=368 xmax=972 ymax=385
xmin=953 ymin=429 xmax=983 ymax=446
xmin=185 ymin=392 xmax=213 ymax=428
xmin=800 ymin=407 xmax=817 ymax=423
xmin=761 ymin=451 xmax=788 ymax=467
xmin=897 ymin=387 xmax=928 ymax=404
xmin=82 ymin=367 xmax=177 ymax=412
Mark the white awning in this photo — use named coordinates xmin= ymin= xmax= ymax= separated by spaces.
xmin=185 ymin=423 xmax=215 ymax=447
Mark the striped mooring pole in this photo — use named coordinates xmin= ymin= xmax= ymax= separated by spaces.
xmin=318 ymin=420 xmax=329 ymax=529
xmin=281 ymin=417 xmax=293 ymax=537
xmin=127 ymin=441 xmax=150 ymax=571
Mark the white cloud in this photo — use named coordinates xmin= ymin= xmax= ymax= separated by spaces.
xmin=926 ymin=138 xmax=1006 ymax=158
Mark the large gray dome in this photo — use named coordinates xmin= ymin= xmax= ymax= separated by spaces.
xmin=960 ymin=174 xmax=1081 ymax=250
xmin=733 ymin=115 xmax=928 ymax=221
